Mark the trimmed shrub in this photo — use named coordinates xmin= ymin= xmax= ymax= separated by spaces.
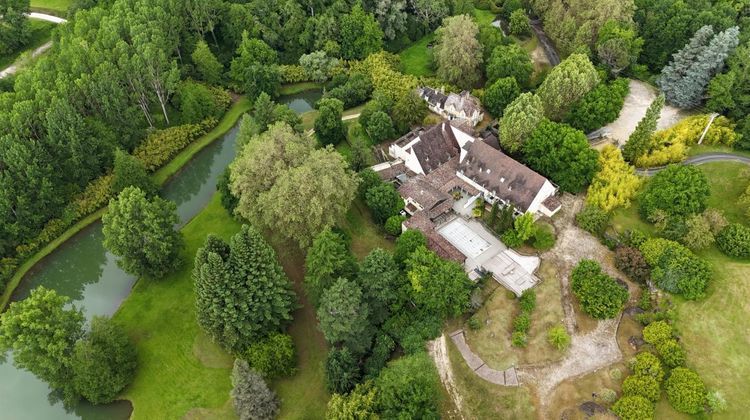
xmin=665 ymin=367 xmax=706 ymax=414
xmin=546 ymin=324 xmax=571 ymax=350
xmin=717 ymin=223 xmax=750 ymax=258
xmin=630 ymin=352 xmax=665 ymax=382
xmin=384 ymin=215 xmax=406 ymax=236
xmin=615 ymin=246 xmax=650 ymax=284
xmin=245 ymin=333 xmax=296 ymax=379
xmin=565 ymin=78 xmax=630 ymax=133
xmin=642 ymin=321 xmax=673 ymax=345
xmin=622 ymin=374 xmax=661 ymax=402
xmin=531 ymin=223 xmax=555 ymax=250
xmin=519 ymin=289 xmax=536 ymax=313
xmin=656 ymin=339 xmax=686 ymax=368
xmin=513 ymin=313 xmax=531 ymax=333
xmin=575 ymin=205 xmax=610 ymax=236
xmin=570 ymin=259 xmax=629 ymax=319
xmin=612 ymin=395 xmax=655 ymax=420
xmin=511 ymin=331 xmax=528 ymax=347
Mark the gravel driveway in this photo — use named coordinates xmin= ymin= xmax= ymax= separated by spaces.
xmin=603 ymin=80 xmax=692 ymax=145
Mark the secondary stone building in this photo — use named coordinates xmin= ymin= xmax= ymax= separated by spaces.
xmin=418 ymin=87 xmax=484 ymax=127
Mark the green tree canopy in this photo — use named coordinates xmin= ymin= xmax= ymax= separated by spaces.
xmin=230 ymin=31 xmax=280 ymax=98
xmin=340 ymin=4 xmax=384 ymax=60
xmin=305 ymin=229 xmax=358 ymax=306
xmin=375 ymin=352 xmax=441 ymax=419
xmin=193 ymin=225 xmax=296 ymax=353
xmin=523 ymin=120 xmax=600 ymax=193
xmin=191 ymin=40 xmax=223 ymax=84
xmin=405 ymin=246 xmax=472 ymax=317
xmin=433 ymin=14 xmax=483 ymax=89
xmin=639 ymin=165 xmax=709 ymax=220
xmin=483 ymin=77 xmax=520 ymax=117
xmin=536 ymin=53 xmax=599 ymax=120
xmin=315 ymin=97 xmax=345 ymax=146
xmin=665 ymin=367 xmax=707 ymax=414
xmin=317 ymin=278 xmax=373 ymax=353
xmin=486 ymin=44 xmax=533 ymax=88
xmin=570 ymin=259 xmax=629 ymax=319
xmin=112 ymin=149 xmax=157 ymax=197
xmin=102 ymin=187 xmax=182 ymax=278
xmin=499 ymin=92 xmax=544 ymax=153
xmin=71 ymin=316 xmax=137 ymax=404
xmin=365 ymin=183 xmax=404 ymax=224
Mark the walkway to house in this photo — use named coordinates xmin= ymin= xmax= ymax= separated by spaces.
xmin=449 ymin=329 xmax=519 ymax=386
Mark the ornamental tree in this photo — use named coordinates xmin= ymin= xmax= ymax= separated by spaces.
xmin=0 ymin=287 xmax=83 ymax=405
xmin=305 ymin=229 xmax=358 ymax=306
xmin=623 ymin=94 xmax=664 ymax=164
xmin=103 ymin=187 xmax=182 ymax=278
xmin=509 ymin=9 xmax=530 ymax=36
xmin=536 ymin=53 xmax=599 ymax=120
xmin=366 ymin=110 xmax=396 ymax=143
xmin=71 ymin=316 xmax=137 ymax=404
xmin=375 ymin=352 xmax=441 ymax=419
xmin=315 ymin=98 xmax=345 ymax=146
xmin=586 ymin=145 xmax=641 ymax=212
xmin=523 ymin=120 xmax=599 ymax=193
xmin=193 ymin=225 xmax=296 ymax=353
xmin=230 ymin=32 xmax=280 ymax=98
xmin=231 ymin=359 xmax=279 ymax=420
xmin=630 ymin=352 xmax=665 ymax=382
xmin=394 ymin=229 xmax=427 ymax=265
xmin=639 ymin=165 xmax=710 ymax=220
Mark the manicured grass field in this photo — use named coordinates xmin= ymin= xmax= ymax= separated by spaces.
xmin=0 ymin=19 xmax=56 ymax=69
xmin=30 ymin=0 xmax=72 ymax=15
xmin=399 ymin=34 xmax=435 ymax=77
xmin=114 ymin=195 xmax=240 ymax=420
xmin=473 ymin=8 xmax=497 ymax=27
xmin=612 ymin=162 xmax=750 ymax=419
xmin=279 ymin=82 xmax=323 ymax=96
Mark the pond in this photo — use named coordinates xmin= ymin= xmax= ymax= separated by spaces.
xmin=0 ymin=90 xmax=321 ymax=420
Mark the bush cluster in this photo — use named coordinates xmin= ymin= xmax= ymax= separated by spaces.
xmin=511 ymin=289 xmax=536 ymax=347
xmin=134 ymin=119 xmax=217 ymax=171
xmin=716 ymin=223 xmax=750 ymax=258
xmin=570 ymin=259 xmax=628 ymax=319
xmin=576 ymin=205 xmax=610 ymax=236
xmin=278 ymin=64 xmax=308 ymax=83
xmin=638 ymin=238 xmax=711 ymax=300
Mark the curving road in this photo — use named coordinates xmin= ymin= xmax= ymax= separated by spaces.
xmin=0 ymin=13 xmax=67 ymax=79
xmin=635 ymin=152 xmax=750 ymax=176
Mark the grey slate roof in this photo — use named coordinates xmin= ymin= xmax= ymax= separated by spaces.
xmin=411 ymin=122 xmax=460 ymax=174
xmin=419 ymin=87 xmax=448 ymax=108
xmin=459 ymin=140 xmax=547 ymax=212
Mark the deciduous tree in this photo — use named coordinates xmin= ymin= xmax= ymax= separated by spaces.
xmin=536 ymin=54 xmax=599 ymax=120
xmin=483 ymin=77 xmax=520 ymax=117
xmin=340 ymin=4 xmax=383 ymax=60
xmin=102 ymin=187 xmax=182 ymax=278
xmin=405 ymin=246 xmax=472 ymax=317
xmin=375 ymin=352 xmax=441 ymax=419
xmin=586 ymin=145 xmax=641 ymax=212
xmin=486 ymin=44 xmax=533 ymax=87
xmin=315 ymin=98 xmax=345 ymax=146
xmin=433 ymin=15 xmax=483 ymax=89
xmin=191 ymin=40 xmax=223 ymax=84
xmin=499 ymin=92 xmax=544 ymax=153
xmin=230 ymin=32 xmax=280 ymax=98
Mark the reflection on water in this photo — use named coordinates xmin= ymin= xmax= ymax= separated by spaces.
xmin=0 ymin=91 xmax=321 ymax=419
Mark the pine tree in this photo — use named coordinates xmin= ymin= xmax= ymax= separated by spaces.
xmin=658 ymin=26 xmax=740 ymax=108
xmin=231 ymin=359 xmax=279 ymax=420
xmin=623 ymin=94 xmax=664 ymax=164
xmin=193 ymin=225 xmax=296 ymax=353
xmin=317 ymin=278 xmax=373 ymax=353
xmin=674 ymin=26 xmax=740 ymax=108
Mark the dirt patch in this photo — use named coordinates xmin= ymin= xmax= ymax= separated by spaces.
xmin=430 ymin=334 xmax=466 ymax=420
xmin=603 ymin=80 xmax=693 ymax=145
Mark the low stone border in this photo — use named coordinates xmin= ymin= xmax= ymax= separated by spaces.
xmin=449 ymin=329 xmax=519 ymax=386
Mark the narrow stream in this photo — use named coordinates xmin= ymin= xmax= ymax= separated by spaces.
xmin=0 ymin=90 xmax=322 ymax=420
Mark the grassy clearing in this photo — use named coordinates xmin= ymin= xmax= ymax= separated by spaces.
xmin=0 ymin=19 xmax=56 ymax=69
xmin=279 ymin=82 xmax=323 ymax=96
xmin=464 ymin=261 xmax=567 ymax=370
xmin=473 ymin=8 xmax=497 ymax=27
xmin=687 ymin=144 xmax=750 ymax=159
xmin=114 ymin=195 xmax=240 ymax=420
xmin=399 ymin=34 xmax=435 ymax=77
xmin=610 ymin=162 xmax=750 ymax=419
xmin=445 ymin=337 xmax=535 ymax=419
xmin=301 ymin=104 xmax=365 ymax=131
xmin=30 ymin=0 xmax=71 ymax=15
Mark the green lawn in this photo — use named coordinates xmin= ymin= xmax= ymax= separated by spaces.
xmin=399 ymin=34 xmax=435 ymax=77
xmin=473 ymin=8 xmax=497 ymax=27
xmin=611 ymin=162 xmax=750 ymax=419
xmin=30 ymin=0 xmax=71 ymax=15
xmin=0 ymin=19 xmax=56 ymax=69
xmin=301 ymin=104 xmax=365 ymax=131
xmin=114 ymin=195 xmax=240 ymax=420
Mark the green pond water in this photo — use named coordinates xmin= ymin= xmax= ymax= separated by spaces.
xmin=0 ymin=90 xmax=322 ymax=420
